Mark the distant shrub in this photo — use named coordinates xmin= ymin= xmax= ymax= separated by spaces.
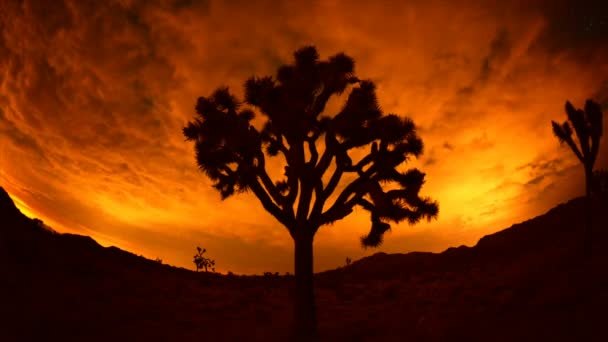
xmin=345 ymin=257 xmax=352 ymax=267
xmin=193 ymin=246 xmax=216 ymax=273
xmin=31 ymin=218 xmax=56 ymax=233
xmin=263 ymin=271 xmax=281 ymax=278
xmin=154 ymin=257 xmax=163 ymax=264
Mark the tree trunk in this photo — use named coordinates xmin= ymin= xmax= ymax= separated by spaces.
xmin=293 ymin=232 xmax=318 ymax=341
xmin=585 ymin=164 xmax=593 ymax=198
xmin=584 ymin=164 xmax=593 ymax=256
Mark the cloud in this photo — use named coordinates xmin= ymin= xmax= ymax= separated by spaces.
xmin=479 ymin=29 xmax=512 ymax=83
xmin=526 ymin=175 xmax=545 ymax=185
xmin=0 ymin=108 xmax=47 ymax=162
xmin=423 ymin=157 xmax=437 ymax=167
xmin=469 ymin=132 xmax=495 ymax=151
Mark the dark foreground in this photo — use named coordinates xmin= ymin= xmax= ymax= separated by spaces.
xmin=1 ymin=188 xmax=607 ymax=341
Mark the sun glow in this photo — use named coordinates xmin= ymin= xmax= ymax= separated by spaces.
xmin=11 ymin=194 xmax=37 ymax=219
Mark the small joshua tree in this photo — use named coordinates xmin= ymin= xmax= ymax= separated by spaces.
xmin=345 ymin=257 xmax=352 ymax=267
xmin=193 ymin=246 xmax=216 ymax=273
xmin=552 ymin=99 xmax=603 ymax=254
xmin=552 ymin=100 xmax=603 ymax=198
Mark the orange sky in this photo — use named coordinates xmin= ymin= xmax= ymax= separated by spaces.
xmin=1 ymin=0 xmax=607 ymax=274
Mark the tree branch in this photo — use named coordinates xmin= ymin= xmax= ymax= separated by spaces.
xmin=315 ymin=191 xmax=364 ymax=229
xmin=307 ymin=138 xmax=319 ymax=166
xmin=315 ymin=133 xmax=337 ymax=177
xmin=311 ymin=142 xmax=379 ymax=218
xmin=291 ymin=139 xmax=315 ymax=225
xmin=309 ymin=162 xmax=343 ymax=220
xmin=564 ymin=136 xmax=585 ymax=163
xmin=249 ymin=178 xmax=294 ymax=231
xmin=309 ymin=179 xmax=324 ymax=220
xmin=354 ymin=198 xmax=374 ymax=211
xmin=316 ymin=169 xmax=374 ymax=227
xmin=351 ymin=151 xmax=376 ymax=175
xmin=285 ymin=168 xmax=299 ymax=207
xmin=268 ymin=133 xmax=300 ymax=213
xmin=296 ymin=177 xmax=314 ymax=223
xmin=276 ymin=134 xmax=289 ymax=154
xmin=256 ymin=151 xmax=285 ymax=207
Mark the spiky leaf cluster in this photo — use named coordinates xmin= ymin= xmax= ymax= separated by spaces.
xmin=552 ymin=100 xmax=603 ymax=170
xmin=183 ymin=88 xmax=260 ymax=199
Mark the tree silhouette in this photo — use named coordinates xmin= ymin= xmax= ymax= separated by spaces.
xmin=183 ymin=46 xmax=438 ymax=340
xmin=551 ymin=99 xmax=603 ymax=254
xmin=193 ymin=246 xmax=215 ymax=273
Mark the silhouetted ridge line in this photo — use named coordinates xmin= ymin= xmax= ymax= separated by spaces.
xmin=0 ymin=186 xmax=19 ymax=217
xmin=322 ymin=196 xmax=606 ymax=280
xmin=0 ymin=187 xmax=176 ymax=276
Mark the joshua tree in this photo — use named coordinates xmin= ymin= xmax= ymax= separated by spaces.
xmin=551 ymin=99 xmax=603 ymax=254
xmin=184 ymin=46 xmax=438 ymax=340
xmin=345 ymin=257 xmax=352 ymax=267
xmin=193 ymin=246 xmax=215 ymax=272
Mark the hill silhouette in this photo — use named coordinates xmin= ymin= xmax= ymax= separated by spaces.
xmin=1 ymin=187 xmax=607 ymax=341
